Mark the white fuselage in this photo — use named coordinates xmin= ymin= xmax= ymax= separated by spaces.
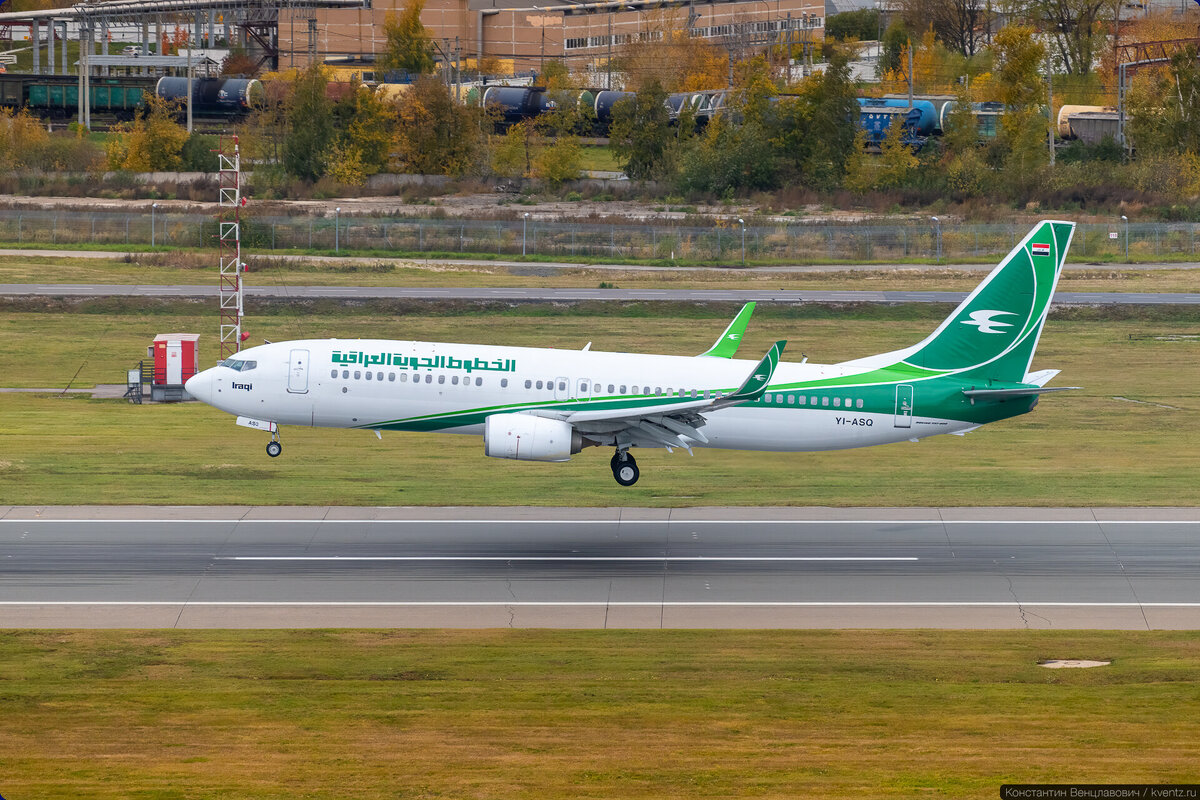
xmin=186 ymin=338 xmax=969 ymax=452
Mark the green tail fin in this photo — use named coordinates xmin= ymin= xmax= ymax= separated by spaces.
xmin=901 ymin=220 xmax=1074 ymax=382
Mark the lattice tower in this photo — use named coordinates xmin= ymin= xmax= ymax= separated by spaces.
xmin=217 ymin=136 xmax=244 ymax=359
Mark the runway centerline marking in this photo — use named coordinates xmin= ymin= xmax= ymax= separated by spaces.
xmin=1 ymin=601 xmax=1199 ymax=607
xmin=6 ymin=519 xmax=1197 ymax=525
xmin=215 ymin=556 xmax=920 ymax=562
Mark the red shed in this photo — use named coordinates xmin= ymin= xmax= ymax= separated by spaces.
xmin=148 ymin=333 xmax=200 ymax=401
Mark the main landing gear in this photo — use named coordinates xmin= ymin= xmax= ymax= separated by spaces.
xmin=611 ymin=450 xmax=639 ymax=486
xmin=266 ymin=430 xmax=282 ymax=458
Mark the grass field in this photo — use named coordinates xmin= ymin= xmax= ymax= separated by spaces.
xmin=1 ymin=252 xmax=1199 ymax=293
xmin=2 ymin=253 xmax=1200 ymax=293
xmin=1 ymin=306 xmax=1196 ymax=506
xmin=1 ymin=629 xmax=1198 ymax=799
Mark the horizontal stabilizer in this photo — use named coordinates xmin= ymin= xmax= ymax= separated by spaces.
xmin=962 ymin=386 xmax=1079 ymax=399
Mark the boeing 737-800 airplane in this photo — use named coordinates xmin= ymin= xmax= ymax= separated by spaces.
xmin=185 ymin=220 xmax=1078 ymax=486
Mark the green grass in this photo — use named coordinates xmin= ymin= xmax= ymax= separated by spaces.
xmin=3 ymin=238 xmax=1199 ymax=269
xmin=0 ymin=251 xmax=1198 ymax=294
xmin=1 ymin=307 xmax=1197 ymax=506
xmin=578 ymin=144 xmax=621 ymax=172
xmin=0 ymin=629 xmax=1198 ymax=798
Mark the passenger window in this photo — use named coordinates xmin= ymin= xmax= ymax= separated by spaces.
xmin=425 ymin=374 xmax=433 ymax=384
xmin=845 ymin=398 xmax=851 ymax=407
xmin=798 ymin=396 xmax=805 ymax=404
xmin=388 ymin=373 xmax=395 ymax=382
xmin=330 ymin=369 xmax=337 ymax=378
xmin=342 ymin=370 xmax=349 ymax=379
xmin=787 ymin=395 xmax=795 ymax=405
xmin=452 ymin=376 xmax=459 ymax=385
xmin=558 ymin=381 xmax=566 ymax=391
xmin=856 ymin=398 xmax=864 ymax=408
xmin=536 ymin=380 xmax=543 ymax=390
xmin=811 ymin=396 xmax=818 ymax=405
xmin=438 ymin=375 xmax=445 ymax=384
xmin=354 ymin=371 xmax=361 ymax=380
xmin=655 ymin=387 xmax=663 ymax=396
xmin=502 ymin=379 xmax=509 ymax=388
xmin=366 ymin=372 xmax=373 ymax=381
xmin=400 ymin=373 xmax=408 ymax=383
xmin=833 ymin=398 xmax=841 ymax=407
xmin=620 ymin=385 xmax=627 ymax=393
xmin=822 ymin=397 xmax=829 ymax=406
xmin=644 ymin=386 xmax=650 ymax=395
xmin=377 ymin=372 xmax=383 ymax=381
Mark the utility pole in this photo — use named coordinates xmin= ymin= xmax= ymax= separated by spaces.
xmin=907 ymin=39 xmax=913 ymax=108
xmin=1046 ymin=51 xmax=1054 ymax=167
xmin=607 ymin=12 xmax=613 ymax=90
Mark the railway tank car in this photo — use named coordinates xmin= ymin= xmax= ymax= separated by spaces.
xmin=155 ymin=77 xmax=264 ymax=114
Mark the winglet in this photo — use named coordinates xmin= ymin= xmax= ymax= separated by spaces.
xmin=717 ymin=340 xmax=786 ymax=406
xmin=699 ymin=302 xmax=756 ymax=358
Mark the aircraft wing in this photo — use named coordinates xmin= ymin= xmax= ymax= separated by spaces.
xmin=556 ymin=341 xmax=786 ymax=451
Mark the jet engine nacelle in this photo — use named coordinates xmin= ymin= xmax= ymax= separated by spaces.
xmin=483 ymin=414 xmax=582 ymax=462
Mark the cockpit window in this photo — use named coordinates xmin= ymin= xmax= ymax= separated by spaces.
xmin=219 ymin=359 xmax=257 ymax=372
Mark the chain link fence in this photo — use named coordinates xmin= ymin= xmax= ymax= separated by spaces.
xmin=0 ymin=209 xmax=1194 ymax=263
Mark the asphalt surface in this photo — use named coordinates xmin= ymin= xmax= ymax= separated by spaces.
xmin=3 ymin=282 xmax=1199 ymax=305
xmin=2 ymin=248 xmax=1197 ymax=273
xmin=1 ymin=506 xmax=1198 ymax=629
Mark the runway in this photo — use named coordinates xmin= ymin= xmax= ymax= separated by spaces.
xmin=1 ymin=506 xmax=1198 ymax=629
xmin=2 ymin=283 xmax=1199 ymax=305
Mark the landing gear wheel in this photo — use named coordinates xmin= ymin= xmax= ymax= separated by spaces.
xmin=266 ymin=440 xmax=282 ymax=458
xmin=612 ymin=453 xmax=639 ymax=486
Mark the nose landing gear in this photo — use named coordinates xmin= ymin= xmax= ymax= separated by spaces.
xmin=610 ymin=450 xmax=639 ymax=486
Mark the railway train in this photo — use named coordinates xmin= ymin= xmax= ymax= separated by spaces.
xmin=0 ymin=71 xmax=262 ymax=123
xmin=1056 ymin=104 xmax=1119 ymax=145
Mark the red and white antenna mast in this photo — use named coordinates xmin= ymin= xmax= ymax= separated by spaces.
xmin=217 ymin=136 xmax=244 ymax=359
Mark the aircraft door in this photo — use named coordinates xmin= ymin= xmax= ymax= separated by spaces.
xmin=894 ymin=384 xmax=913 ymax=428
xmin=288 ymin=348 xmax=310 ymax=394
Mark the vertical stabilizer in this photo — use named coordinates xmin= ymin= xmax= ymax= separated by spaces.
xmin=899 ymin=220 xmax=1074 ymax=382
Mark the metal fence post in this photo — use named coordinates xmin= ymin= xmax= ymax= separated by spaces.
xmin=271 ymin=223 xmax=275 ymax=250
xmin=125 ymin=216 xmax=128 ymax=244
xmin=17 ymin=215 xmax=20 ymax=244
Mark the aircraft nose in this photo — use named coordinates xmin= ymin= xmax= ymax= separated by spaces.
xmin=185 ymin=369 xmax=213 ymax=404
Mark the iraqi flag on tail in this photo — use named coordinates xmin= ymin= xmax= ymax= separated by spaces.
xmin=1031 ymin=242 xmax=1051 ymax=257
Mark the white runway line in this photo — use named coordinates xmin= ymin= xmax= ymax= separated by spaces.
xmin=6 ymin=519 xmax=1198 ymax=525
xmin=215 ymin=556 xmax=919 ymax=562
xmin=2 ymin=601 xmax=1199 ymax=607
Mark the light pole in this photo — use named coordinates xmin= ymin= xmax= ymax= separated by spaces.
xmin=151 ymin=203 xmax=158 ymax=247
xmin=523 ymin=212 xmax=530 ymax=256
xmin=931 ymin=216 xmax=941 ymax=264
xmin=738 ymin=218 xmax=745 ymax=266
xmin=335 ymin=207 xmax=341 ymax=253
xmin=1121 ymin=215 xmax=1129 ymax=261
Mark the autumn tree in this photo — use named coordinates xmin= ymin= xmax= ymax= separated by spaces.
xmin=392 ymin=75 xmax=487 ymax=175
xmin=327 ymin=85 xmax=398 ymax=185
xmin=616 ymin=7 xmax=728 ymax=92
xmin=897 ymin=0 xmax=989 ymax=56
xmin=769 ymin=47 xmax=859 ymax=190
xmin=220 ymin=46 xmax=259 ymax=76
xmin=380 ymin=0 xmax=435 ymax=76
xmin=105 ymin=95 xmax=189 ymax=171
xmin=993 ymin=25 xmax=1048 ymax=182
xmin=1015 ymin=0 xmax=1109 ymax=75
xmin=283 ymin=64 xmax=335 ymax=181
xmin=1127 ymin=46 xmax=1200 ymax=155
xmin=608 ymin=80 xmax=675 ymax=182
xmin=0 ymin=108 xmax=50 ymax=169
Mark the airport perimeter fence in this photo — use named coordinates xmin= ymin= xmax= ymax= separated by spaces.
xmin=0 ymin=209 xmax=1196 ymax=264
